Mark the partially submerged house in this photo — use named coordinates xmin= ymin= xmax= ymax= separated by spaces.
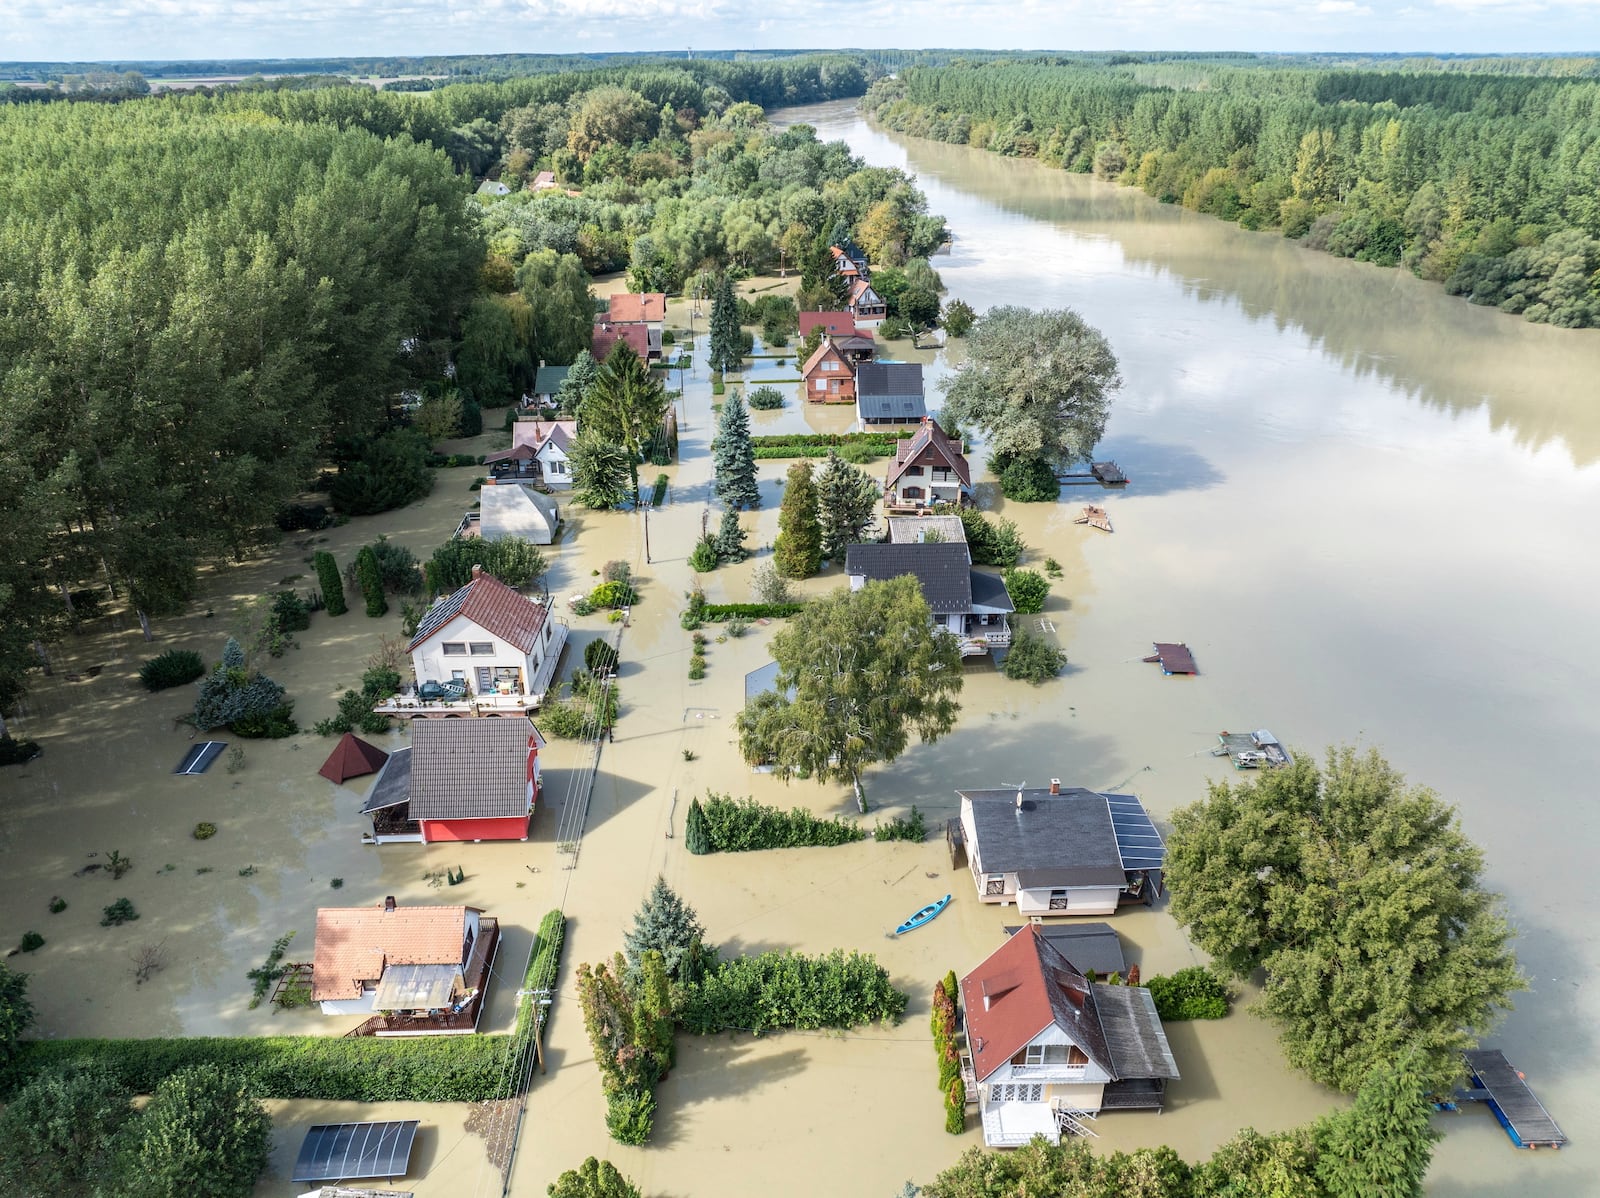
xmin=603 ymin=293 xmax=666 ymax=360
xmin=847 ymin=277 xmax=887 ymax=328
xmin=884 ymin=417 xmax=972 ymax=512
xmin=801 ymin=338 xmax=857 ymax=403
xmin=956 ymin=780 xmax=1166 ymax=914
xmin=312 ymin=898 xmax=499 ymax=1035
xmin=591 ymin=320 xmax=651 ymax=363
xmin=962 ymin=924 xmax=1179 ymax=1146
xmin=482 ymin=419 xmax=575 ymax=490
xmin=845 ymin=541 xmax=1014 ymax=658
xmin=527 ymin=364 xmax=570 ymax=409
xmin=856 ymin=362 xmax=927 ymax=426
xmin=396 ymin=565 xmax=567 ymax=712
xmin=361 ymin=716 xmax=543 ymax=844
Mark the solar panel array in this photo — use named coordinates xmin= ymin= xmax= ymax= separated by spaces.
xmin=292 ymin=1121 xmax=420 ymax=1183
xmin=1104 ymin=792 xmax=1166 ymax=872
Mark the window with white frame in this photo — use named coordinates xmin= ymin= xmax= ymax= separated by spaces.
xmin=990 ymin=1083 xmax=1045 ymax=1103
xmin=442 ymin=642 xmax=467 ymax=656
xmin=469 ymin=643 xmax=494 ymax=655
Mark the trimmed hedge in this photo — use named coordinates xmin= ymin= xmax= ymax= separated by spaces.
xmin=679 ymin=950 xmax=908 ymax=1035
xmin=750 ymin=432 xmax=911 ymax=449
xmin=516 ymin=910 xmax=567 ymax=1040
xmin=4 ymin=1034 xmax=508 ymax=1102
xmin=702 ymin=602 xmax=803 ymax=621
xmin=687 ymin=793 xmax=864 ymax=853
xmin=1144 ymin=968 xmax=1230 ymax=1021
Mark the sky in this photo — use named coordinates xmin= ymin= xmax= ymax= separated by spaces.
xmin=0 ymin=0 xmax=1596 ymax=64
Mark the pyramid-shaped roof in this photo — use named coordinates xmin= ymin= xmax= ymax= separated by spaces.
xmin=317 ymin=733 xmax=390 ymax=784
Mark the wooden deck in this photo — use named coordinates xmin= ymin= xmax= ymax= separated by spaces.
xmin=1461 ymin=1049 xmax=1567 ymax=1149
xmin=344 ymin=918 xmax=500 ymax=1038
xmin=1074 ymin=505 xmax=1113 ymax=533
xmin=1057 ymin=461 xmax=1131 ymax=489
xmin=1143 ymin=642 xmax=1198 ymax=675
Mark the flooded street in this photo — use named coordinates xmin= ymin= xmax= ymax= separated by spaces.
xmin=2 ymin=98 xmax=1597 ymax=1197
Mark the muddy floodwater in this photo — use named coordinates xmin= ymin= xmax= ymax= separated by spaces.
xmin=2 ymin=99 xmax=1598 ymax=1197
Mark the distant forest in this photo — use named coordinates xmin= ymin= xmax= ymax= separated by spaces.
xmin=866 ymin=59 xmax=1600 ymax=327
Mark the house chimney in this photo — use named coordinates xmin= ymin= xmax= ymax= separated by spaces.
xmin=471 ymin=564 xmax=483 ymax=579
xmin=1050 ymin=778 xmax=1061 ymax=795
xmin=383 ymin=896 xmax=396 ymax=912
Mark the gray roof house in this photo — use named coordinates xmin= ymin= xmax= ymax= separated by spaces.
xmin=856 ymin=362 xmax=927 ymax=425
xmin=956 ymin=779 xmax=1166 ymax=916
xmin=845 ymin=541 xmax=1015 ymax=658
xmin=360 ymin=718 xmax=544 ymax=844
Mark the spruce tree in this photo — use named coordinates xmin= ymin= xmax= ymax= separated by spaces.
xmin=623 ymin=876 xmax=712 ymax=986
xmin=1314 ymin=1050 xmax=1439 ymax=1198
xmin=714 ymin=509 xmax=748 ymax=562
xmin=815 ymin=451 xmax=880 ymax=561
xmin=707 ymin=274 xmax=743 ymax=375
xmin=774 ymin=460 xmax=823 ymax=579
xmin=712 ymin=390 xmax=760 ymax=510
xmin=555 ymin=349 xmax=599 ymax=416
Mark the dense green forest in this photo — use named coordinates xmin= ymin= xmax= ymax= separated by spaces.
xmin=866 ymin=61 xmax=1600 ymax=326
xmin=0 ymin=55 xmax=929 ymax=720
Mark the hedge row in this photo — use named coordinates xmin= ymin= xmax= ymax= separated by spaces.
xmin=686 ymin=793 xmax=864 ymax=853
xmin=516 ymin=909 xmax=567 ymax=1040
xmin=750 ymin=432 xmax=911 ymax=448
xmin=702 ymin=602 xmax=803 ymax=621
xmin=679 ymin=950 xmax=908 ymax=1035
xmin=1144 ymin=968 xmax=1230 ymax=1021
xmin=5 ymin=1033 xmax=508 ymax=1102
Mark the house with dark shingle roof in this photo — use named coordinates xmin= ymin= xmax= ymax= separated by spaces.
xmin=957 ymin=780 xmax=1166 ymax=915
xmin=402 ymin=567 xmax=566 ymax=712
xmin=856 ymin=362 xmax=927 ymax=425
xmin=961 ymin=923 xmax=1179 ymax=1146
xmin=884 ymin=417 xmax=972 ymax=511
xmin=845 ymin=541 xmax=1015 ymax=658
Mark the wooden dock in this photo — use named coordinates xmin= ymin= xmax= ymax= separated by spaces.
xmin=1213 ymin=730 xmax=1289 ymax=769
xmin=1056 ymin=460 xmax=1130 ymax=489
xmin=1074 ymin=505 xmax=1113 ymax=533
xmin=1459 ymin=1049 xmax=1566 ymax=1149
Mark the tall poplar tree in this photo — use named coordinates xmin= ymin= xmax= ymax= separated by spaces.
xmin=815 ymin=451 xmax=879 ymax=561
xmin=774 ymin=460 xmax=822 ymax=579
xmin=707 ymin=274 xmax=743 ymax=375
xmin=712 ymin=389 xmax=760 ymax=510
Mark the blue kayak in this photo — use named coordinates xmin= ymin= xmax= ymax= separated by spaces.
xmin=895 ymin=894 xmax=951 ymax=936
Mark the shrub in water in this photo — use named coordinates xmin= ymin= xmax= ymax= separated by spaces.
xmin=139 ymin=650 xmax=206 ymax=692
xmin=101 ymin=899 xmax=139 ymax=927
xmin=693 ymin=792 xmax=864 ymax=852
xmin=1145 ymin=967 xmax=1230 ymax=1021
xmin=192 ymin=822 xmax=217 ymax=840
xmin=1003 ymin=625 xmax=1067 ymax=684
xmin=747 ymin=385 xmax=785 ymax=410
xmin=313 ymin=551 xmax=347 ymax=616
xmin=356 ymin=546 xmax=387 ymax=618
xmin=605 ymin=1087 xmax=655 ymax=1146
xmin=18 ymin=931 xmax=44 ymax=953
xmin=1002 ymin=568 xmax=1050 ymax=614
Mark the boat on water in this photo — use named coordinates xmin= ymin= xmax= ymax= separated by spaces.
xmin=895 ymin=894 xmax=951 ymax=936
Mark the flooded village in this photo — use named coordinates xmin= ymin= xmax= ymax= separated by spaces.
xmin=3 ymin=93 xmax=1599 ymax=1198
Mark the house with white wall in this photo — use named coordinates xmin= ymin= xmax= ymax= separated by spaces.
xmin=845 ymin=541 xmax=1014 ymax=658
xmin=962 ymin=924 xmax=1179 ymax=1146
xmin=884 ymin=417 xmax=972 ymax=511
xmin=956 ymin=781 xmax=1166 ymax=915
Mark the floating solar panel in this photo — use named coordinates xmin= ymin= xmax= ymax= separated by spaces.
xmin=292 ymin=1121 xmax=420 ymax=1184
xmin=174 ymin=741 xmax=228 ymax=776
xmin=1104 ymin=792 xmax=1166 ymax=872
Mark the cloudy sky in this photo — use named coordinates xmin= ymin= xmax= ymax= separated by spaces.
xmin=1 ymin=0 xmax=1593 ymax=63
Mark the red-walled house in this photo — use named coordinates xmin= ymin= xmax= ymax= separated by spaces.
xmin=801 ymin=338 xmax=857 ymax=403
xmin=361 ymin=716 xmax=544 ymax=844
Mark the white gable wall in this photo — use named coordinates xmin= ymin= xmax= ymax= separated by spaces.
xmin=411 ymin=612 xmax=552 ymax=697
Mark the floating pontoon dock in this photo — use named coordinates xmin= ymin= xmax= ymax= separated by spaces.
xmin=1214 ymin=730 xmax=1289 ymax=769
xmin=1057 ymin=461 xmax=1131 ymax=489
xmin=1458 ymin=1049 xmax=1567 ymax=1149
xmin=1074 ymin=505 xmax=1114 ymax=533
xmin=1143 ymin=643 xmax=1197 ymax=675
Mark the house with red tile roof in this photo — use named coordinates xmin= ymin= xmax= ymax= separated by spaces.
xmin=360 ymin=717 xmax=544 ymax=844
xmin=801 ymin=338 xmax=857 ymax=403
xmin=798 ymin=311 xmax=858 ymax=339
xmin=591 ymin=320 xmax=652 ymax=363
xmin=883 ymin=417 xmax=972 ymax=511
xmin=312 ymin=898 xmax=499 ymax=1034
xmin=402 ymin=566 xmax=567 ymax=712
xmin=847 ymin=277 xmax=887 ymax=328
xmin=961 ymin=924 xmax=1179 ymax=1146
xmin=600 ymin=293 xmax=665 ymax=360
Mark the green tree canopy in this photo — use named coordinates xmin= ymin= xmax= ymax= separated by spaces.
xmin=712 ymin=389 xmax=760 ymax=511
xmin=581 ymin=342 xmax=670 ymax=502
xmin=938 ymin=305 xmax=1121 ymax=469
xmin=427 ymin=537 xmax=548 ymax=592
xmin=1166 ymin=747 xmax=1525 ymax=1093
xmin=774 ymin=459 xmax=822 ymax=579
xmin=517 ymin=248 xmax=594 ymax=367
xmin=0 ymin=1064 xmax=133 ymax=1195
xmin=114 ymin=1064 xmax=272 ymax=1198
xmin=568 ymin=434 xmax=633 ymax=511
xmin=708 ymin=273 xmax=743 ymax=375
xmin=814 ymin=450 xmax=879 ymax=561
xmin=548 ymin=1156 xmax=642 ymax=1198
xmin=736 ymin=575 xmax=963 ymax=806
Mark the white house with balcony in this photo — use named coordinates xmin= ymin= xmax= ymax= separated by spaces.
xmin=845 ymin=541 xmax=1014 ymax=659
xmin=961 ymin=924 xmax=1179 ymax=1146
xmin=884 ymin=417 xmax=972 ymax=512
xmin=387 ymin=566 xmax=568 ymax=715
xmin=956 ymin=781 xmax=1167 ymax=915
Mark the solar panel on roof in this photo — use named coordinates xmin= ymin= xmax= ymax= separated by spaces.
xmin=292 ymin=1121 xmax=420 ymax=1183
xmin=1104 ymin=793 xmax=1167 ymax=870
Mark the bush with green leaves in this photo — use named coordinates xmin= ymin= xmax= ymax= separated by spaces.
xmin=749 ymin=562 xmax=794 ymax=605
xmin=111 ymin=1063 xmax=272 ymax=1198
xmin=584 ymin=639 xmax=619 ymax=675
xmin=942 ymin=298 xmax=976 ymax=337
xmin=313 ymin=551 xmax=347 ymax=616
xmin=356 ymin=546 xmax=387 ymax=618
xmin=873 ymin=806 xmax=927 ymax=842
xmin=0 ymin=736 xmax=42 ymax=767
xmin=329 ymin=429 xmax=434 ymax=516
xmin=944 ymin=506 xmax=1026 ymax=568
xmin=604 ymin=1086 xmax=655 ymax=1146
xmin=138 ymin=649 xmax=205 ymax=692
xmin=311 ymin=686 xmax=393 ymax=737
xmin=685 ymin=793 xmax=864 ymax=853
xmin=1002 ymin=568 xmax=1050 ymax=614
xmin=515 ymin=910 xmax=566 ymax=1042
xmin=427 ymin=536 xmax=548 ymax=592
xmin=5 ymin=1034 xmax=508 ymax=1103
xmin=17 ymin=931 xmax=44 ymax=953
xmin=1003 ymin=625 xmax=1067 ymax=684
xmin=270 ymin=590 xmax=312 ymax=634
xmin=549 ymin=1157 xmax=642 ymax=1198
xmin=688 ymin=534 xmax=719 ymax=573
xmin=996 ymin=454 xmax=1061 ymax=502
xmin=347 ymin=536 xmax=424 ymax=597
xmin=0 ymin=1063 xmax=133 ymax=1194
xmin=588 ymin=580 xmax=636 ymax=609
xmin=679 ymin=950 xmax=908 ymax=1035
xmin=536 ymin=700 xmax=589 ymax=739
xmin=100 ymin=899 xmax=139 ymax=927
xmin=746 ymin=385 xmax=785 ymax=409
xmin=191 ymin=639 xmax=295 ymax=737
xmin=1144 ymin=967 xmax=1230 ymax=1021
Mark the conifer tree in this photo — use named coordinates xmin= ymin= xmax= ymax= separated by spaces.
xmin=356 ymin=546 xmax=387 ymax=618
xmin=707 ymin=274 xmax=743 ymax=375
xmin=555 ymin=349 xmax=599 ymax=416
xmin=714 ymin=509 xmax=749 ymax=562
xmin=712 ymin=389 xmax=760 ymax=510
xmin=1314 ymin=1050 xmax=1439 ymax=1198
xmin=684 ymin=798 xmax=711 ymax=855
xmin=313 ymin=551 xmax=347 ymax=616
xmin=569 ymin=434 xmax=634 ymax=511
xmin=624 ymin=876 xmax=713 ymax=986
xmin=774 ymin=460 xmax=823 ymax=579
xmin=583 ymin=342 xmax=670 ymax=503
xmin=815 ymin=450 xmax=880 ymax=561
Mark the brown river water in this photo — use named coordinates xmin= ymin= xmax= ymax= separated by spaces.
xmin=1 ymin=98 xmax=1596 ymax=1196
